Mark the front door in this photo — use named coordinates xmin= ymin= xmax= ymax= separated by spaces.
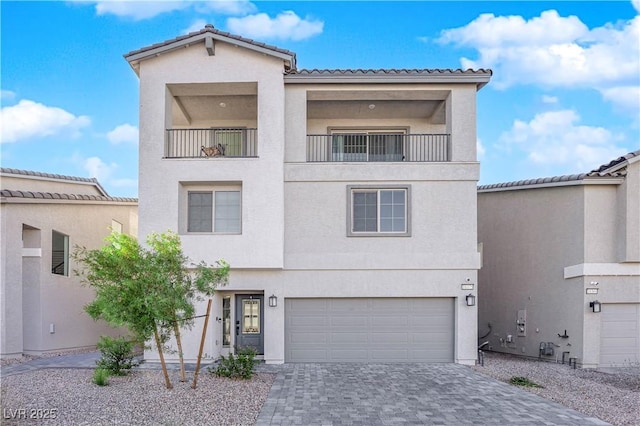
xmin=235 ymin=295 xmax=264 ymax=355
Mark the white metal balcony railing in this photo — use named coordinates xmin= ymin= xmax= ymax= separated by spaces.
xmin=307 ymin=134 xmax=451 ymax=162
xmin=165 ymin=128 xmax=258 ymax=158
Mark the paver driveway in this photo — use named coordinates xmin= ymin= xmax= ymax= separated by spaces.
xmin=255 ymin=363 xmax=609 ymax=425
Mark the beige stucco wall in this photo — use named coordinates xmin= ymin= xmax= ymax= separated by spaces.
xmin=0 ymin=199 xmax=137 ymax=358
xmin=137 ymin=41 xmax=285 ymax=269
xmin=136 ymin=37 xmax=482 ymax=365
xmin=478 ymin=186 xmax=586 ymax=361
xmin=478 ymin=174 xmax=640 ymax=368
xmin=0 ymin=175 xmax=105 ymax=196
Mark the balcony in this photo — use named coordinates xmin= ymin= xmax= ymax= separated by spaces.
xmin=306 ymin=133 xmax=450 ymax=162
xmin=165 ymin=128 xmax=258 ymax=158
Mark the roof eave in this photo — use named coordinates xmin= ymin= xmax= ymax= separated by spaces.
xmin=125 ymin=32 xmax=295 ymax=73
xmin=478 ymin=176 xmax=625 ymax=193
xmin=284 ymin=73 xmax=491 ymax=89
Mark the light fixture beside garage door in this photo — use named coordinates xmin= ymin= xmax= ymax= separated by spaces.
xmin=465 ymin=294 xmax=476 ymax=307
xmin=589 ymin=300 xmax=602 ymax=313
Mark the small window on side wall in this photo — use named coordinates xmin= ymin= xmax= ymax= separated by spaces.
xmin=51 ymin=230 xmax=69 ymax=276
xmin=347 ymin=186 xmax=411 ymax=237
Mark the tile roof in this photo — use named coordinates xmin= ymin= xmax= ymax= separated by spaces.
xmin=478 ymin=149 xmax=638 ymax=191
xmin=0 ymin=189 xmax=137 ymax=203
xmin=591 ymin=149 xmax=640 ymax=173
xmin=124 ymin=24 xmax=296 ymax=62
xmin=2 ymin=167 xmax=99 ymax=184
xmin=1 ymin=167 xmax=110 ymax=196
xmin=287 ymin=68 xmax=492 ymax=76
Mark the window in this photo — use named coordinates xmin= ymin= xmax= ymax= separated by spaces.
xmin=214 ymin=129 xmax=244 ymax=157
xmin=51 ymin=230 xmax=69 ymax=276
xmin=242 ymin=299 xmax=260 ymax=334
xmin=111 ymin=220 xmax=123 ymax=234
xmin=332 ymin=131 xmax=405 ymax=162
xmin=222 ymin=296 xmax=231 ymax=347
xmin=347 ymin=186 xmax=410 ymax=236
xmin=186 ymin=187 xmax=241 ymax=234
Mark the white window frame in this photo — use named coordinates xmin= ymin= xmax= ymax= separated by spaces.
xmin=346 ymin=185 xmax=411 ymax=237
xmin=182 ymin=183 xmax=242 ymax=235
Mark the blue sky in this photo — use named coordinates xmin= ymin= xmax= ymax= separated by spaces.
xmin=1 ymin=0 xmax=639 ymax=197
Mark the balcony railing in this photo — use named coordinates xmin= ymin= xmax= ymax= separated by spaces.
xmin=165 ymin=128 xmax=258 ymax=158
xmin=307 ymin=134 xmax=450 ymax=162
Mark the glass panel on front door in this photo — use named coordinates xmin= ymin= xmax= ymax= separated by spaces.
xmin=222 ymin=296 xmax=231 ymax=346
xmin=242 ymin=299 xmax=260 ymax=334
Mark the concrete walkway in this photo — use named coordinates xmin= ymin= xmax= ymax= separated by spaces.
xmin=2 ymin=353 xmax=610 ymax=425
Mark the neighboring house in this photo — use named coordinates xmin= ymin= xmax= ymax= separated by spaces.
xmin=125 ymin=25 xmax=491 ymax=364
xmin=0 ymin=168 xmax=138 ymax=359
xmin=477 ymin=151 xmax=640 ymax=368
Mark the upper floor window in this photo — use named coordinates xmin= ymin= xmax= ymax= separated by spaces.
xmin=347 ymin=186 xmax=411 ymax=237
xmin=51 ymin=230 xmax=69 ymax=276
xmin=186 ymin=186 xmax=241 ymax=234
xmin=332 ymin=130 xmax=405 ymax=162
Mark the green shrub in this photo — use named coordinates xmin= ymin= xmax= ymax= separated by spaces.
xmin=509 ymin=376 xmax=543 ymax=388
xmin=92 ymin=368 xmax=110 ymax=386
xmin=212 ymin=347 xmax=257 ymax=379
xmin=96 ymin=336 xmax=137 ymax=376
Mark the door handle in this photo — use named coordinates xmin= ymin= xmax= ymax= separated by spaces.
xmin=236 ymin=320 xmax=240 ymax=336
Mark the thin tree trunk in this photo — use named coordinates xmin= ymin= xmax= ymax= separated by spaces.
xmin=173 ymin=321 xmax=186 ymax=382
xmin=153 ymin=324 xmax=172 ymax=389
xmin=192 ymin=299 xmax=212 ymax=389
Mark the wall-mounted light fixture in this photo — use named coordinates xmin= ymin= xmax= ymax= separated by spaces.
xmin=465 ymin=294 xmax=476 ymax=307
xmin=268 ymin=294 xmax=278 ymax=308
xmin=589 ymin=300 xmax=602 ymax=313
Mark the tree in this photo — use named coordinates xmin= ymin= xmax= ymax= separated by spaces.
xmin=74 ymin=231 xmax=229 ymax=389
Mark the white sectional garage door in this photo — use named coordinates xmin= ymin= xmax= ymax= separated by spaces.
xmin=285 ymin=298 xmax=454 ymax=363
xmin=600 ymin=303 xmax=640 ymax=367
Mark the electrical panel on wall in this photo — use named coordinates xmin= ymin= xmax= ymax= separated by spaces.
xmin=517 ymin=309 xmax=526 ymax=337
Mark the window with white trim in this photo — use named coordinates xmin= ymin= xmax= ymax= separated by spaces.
xmin=186 ymin=186 xmax=241 ymax=234
xmin=347 ymin=186 xmax=410 ymax=236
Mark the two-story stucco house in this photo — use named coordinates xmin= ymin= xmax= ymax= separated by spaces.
xmin=126 ymin=25 xmax=491 ymax=364
xmin=0 ymin=168 xmax=138 ymax=359
xmin=478 ymin=151 xmax=640 ymax=368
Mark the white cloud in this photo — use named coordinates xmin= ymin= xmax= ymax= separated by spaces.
xmin=477 ymin=138 xmax=486 ymax=158
xmin=541 ymin=95 xmax=558 ymax=104
xmin=632 ymin=0 xmax=640 ymax=14
xmin=1 ymin=90 xmax=16 ymax=101
xmin=227 ymin=11 xmax=323 ymax=41
xmin=183 ymin=18 xmax=208 ymax=34
xmin=83 ymin=156 xmax=118 ymax=182
xmin=195 ymin=0 xmax=256 ymax=16
xmin=499 ymin=109 xmax=627 ymax=171
xmin=76 ymin=0 xmax=255 ymax=20
xmin=438 ymin=11 xmax=640 ymax=113
xmin=0 ymin=99 xmax=90 ymax=144
xmin=93 ymin=0 xmax=188 ymax=20
xmin=600 ymin=86 xmax=640 ymax=115
xmin=106 ymin=123 xmax=139 ymax=144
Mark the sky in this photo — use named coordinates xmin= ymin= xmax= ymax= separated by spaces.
xmin=1 ymin=0 xmax=639 ymax=198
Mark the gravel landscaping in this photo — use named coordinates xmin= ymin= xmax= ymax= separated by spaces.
xmin=1 ymin=369 xmax=275 ymax=425
xmin=470 ymin=351 xmax=640 ymax=426
xmin=2 ymin=351 xmax=639 ymax=425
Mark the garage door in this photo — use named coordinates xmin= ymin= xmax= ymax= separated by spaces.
xmin=600 ymin=303 xmax=640 ymax=367
xmin=285 ymin=298 xmax=454 ymax=363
